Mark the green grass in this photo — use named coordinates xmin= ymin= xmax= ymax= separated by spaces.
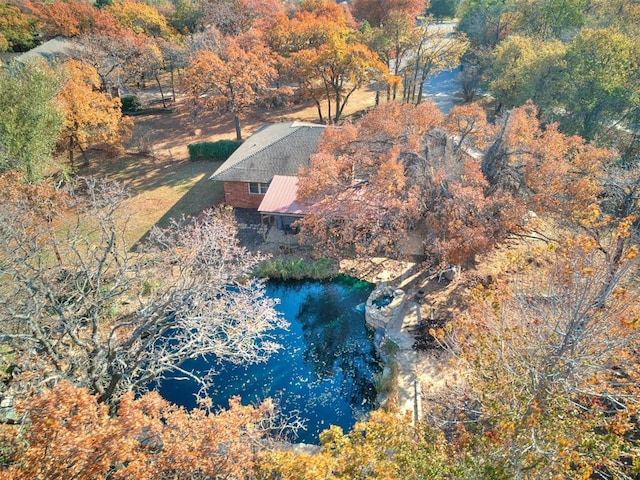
xmin=253 ymin=257 xmax=337 ymax=280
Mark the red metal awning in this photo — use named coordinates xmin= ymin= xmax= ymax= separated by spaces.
xmin=258 ymin=175 xmax=307 ymax=215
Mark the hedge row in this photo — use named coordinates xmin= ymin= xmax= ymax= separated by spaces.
xmin=187 ymin=140 xmax=241 ymax=161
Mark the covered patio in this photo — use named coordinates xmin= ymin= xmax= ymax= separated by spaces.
xmin=258 ymin=175 xmax=308 ymax=235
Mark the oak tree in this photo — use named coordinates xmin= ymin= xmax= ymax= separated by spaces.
xmin=488 ymin=35 xmax=565 ymax=113
xmin=270 ymin=0 xmax=386 ymax=123
xmin=403 ymin=18 xmax=468 ymax=104
xmin=558 ymin=27 xmax=640 ymax=142
xmin=0 ymin=2 xmax=37 ymax=52
xmin=183 ymin=35 xmax=277 ymax=141
xmin=364 ymin=10 xmax=421 ymax=101
xmin=106 ymin=0 xmax=177 ymax=40
xmin=351 ymin=0 xmax=427 ymax=28
xmin=0 ymin=177 xmax=286 ymax=404
xmin=0 ymin=382 xmax=288 ymax=479
xmin=57 ymin=60 xmax=133 ymax=167
xmin=23 ymin=0 xmax=117 ymax=38
xmin=262 ymin=410 xmax=460 ymax=479
xmin=444 ymin=238 xmax=640 ymax=478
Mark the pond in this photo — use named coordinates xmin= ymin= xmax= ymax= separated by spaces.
xmin=156 ymin=276 xmax=380 ymax=444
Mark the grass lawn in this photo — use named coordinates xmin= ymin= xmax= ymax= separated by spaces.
xmin=79 ymin=154 xmax=224 ymax=247
xmin=71 ymin=86 xmax=379 ymax=248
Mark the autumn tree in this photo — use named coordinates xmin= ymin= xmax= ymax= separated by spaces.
xmin=106 ymin=0 xmax=177 ymax=40
xmin=296 ymin=101 xmax=518 ymax=263
xmin=271 ymin=0 xmax=386 ymax=123
xmin=311 ymin=33 xmax=387 ymax=122
xmin=73 ymin=27 xmax=153 ymax=92
xmin=482 ymin=103 xmax=612 ymax=218
xmin=0 ymin=2 xmax=37 ymax=52
xmin=0 ymin=60 xmax=62 ymax=183
xmin=363 ymin=10 xmax=420 ymax=101
xmin=24 ymin=0 xmax=162 ymax=93
xmin=198 ymin=0 xmax=284 ymax=36
xmin=183 ymin=35 xmax=277 ymax=141
xmin=0 ymin=176 xmax=286 ymax=404
xmin=0 ymin=382 xmax=291 ymax=479
xmin=23 ymin=0 xmax=116 ymax=39
xmin=57 ymin=60 xmax=133 ymax=167
xmin=351 ymin=0 xmax=427 ymax=28
xmin=261 ymin=410 xmax=461 ymax=479
xmin=444 ymin=102 xmax=495 ymax=150
xmin=442 ymin=238 xmax=640 ymax=478
xmin=268 ymin=0 xmax=355 ymax=122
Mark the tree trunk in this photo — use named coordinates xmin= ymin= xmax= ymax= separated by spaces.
xmin=155 ymin=74 xmax=167 ymax=108
xmin=80 ymin=142 xmax=89 ymax=167
xmin=234 ymin=115 xmax=242 ymax=142
xmin=170 ymin=68 xmax=176 ymax=102
xmin=416 ymin=78 xmax=425 ymax=105
xmin=315 ymin=99 xmax=324 ymax=123
xmin=322 ymin=80 xmax=332 ymax=123
xmin=334 ymin=91 xmax=342 ymax=122
xmin=68 ymin=136 xmax=75 ymax=170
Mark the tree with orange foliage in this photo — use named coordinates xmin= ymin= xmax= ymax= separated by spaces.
xmin=270 ymin=0 xmax=387 ymax=123
xmin=57 ymin=59 xmax=133 ymax=167
xmin=363 ymin=10 xmax=420 ymax=101
xmin=439 ymin=235 xmax=640 ymax=478
xmin=268 ymin=1 xmax=354 ymax=122
xmin=482 ymin=102 xmax=611 ymax=219
xmin=352 ymin=0 xmax=427 ymax=27
xmin=183 ymin=35 xmax=277 ymax=141
xmin=298 ymin=100 xmax=625 ymax=265
xmin=0 ymin=382 xmax=291 ymax=479
xmin=23 ymin=0 xmax=117 ymax=39
xmin=444 ymin=102 xmax=495 ymax=150
xmin=297 ymin=101 xmax=526 ymax=263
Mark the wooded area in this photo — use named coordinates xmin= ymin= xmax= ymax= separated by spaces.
xmin=1 ymin=0 xmax=639 ymax=478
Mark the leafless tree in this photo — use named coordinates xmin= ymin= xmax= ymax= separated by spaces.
xmin=0 ymin=178 xmax=286 ymax=404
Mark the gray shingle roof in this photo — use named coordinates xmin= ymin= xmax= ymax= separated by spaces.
xmin=210 ymin=121 xmax=326 ymax=183
xmin=17 ymin=37 xmax=77 ymax=64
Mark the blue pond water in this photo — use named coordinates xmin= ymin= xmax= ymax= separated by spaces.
xmin=157 ymin=277 xmax=380 ymax=444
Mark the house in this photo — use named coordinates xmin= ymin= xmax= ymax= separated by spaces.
xmin=209 ymin=121 xmax=325 ymax=209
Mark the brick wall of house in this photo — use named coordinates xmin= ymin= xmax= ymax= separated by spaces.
xmin=223 ymin=181 xmax=265 ymax=208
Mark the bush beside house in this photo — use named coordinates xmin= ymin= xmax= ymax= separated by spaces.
xmin=188 ymin=140 xmax=241 ymax=161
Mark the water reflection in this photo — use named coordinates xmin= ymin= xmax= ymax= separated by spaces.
xmin=156 ymin=277 xmax=379 ymax=444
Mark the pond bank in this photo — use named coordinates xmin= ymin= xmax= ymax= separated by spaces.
xmin=244 ymin=216 xmax=455 ymax=428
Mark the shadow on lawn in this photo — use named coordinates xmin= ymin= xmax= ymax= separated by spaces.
xmin=131 ymin=169 xmax=225 ymax=249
